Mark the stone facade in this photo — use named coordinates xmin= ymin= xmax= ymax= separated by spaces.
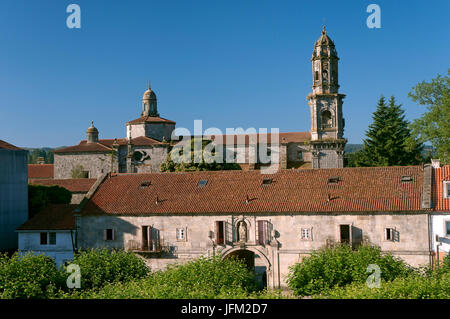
xmin=54 ymin=152 xmax=113 ymax=179
xmin=76 ymin=212 xmax=431 ymax=288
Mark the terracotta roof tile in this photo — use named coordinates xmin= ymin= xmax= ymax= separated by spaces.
xmin=17 ymin=204 xmax=76 ymax=231
xmin=82 ymin=166 xmax=425 ymax=215
xmin=30 ymin=178 xmax=96 ymax=192
xmin=126 ymin=116 xmax=176 ymax=125
xmin=206 ymin=132 xmax=311 ymax=145
xmin=0 ymin=140 xmax=22 ymax=150
xmin=54 ymin=141 xmax=112 ymax=153
xmin=54 ymin=136 xmax=163 ymax=153
xmin=28 ymin=164 xmax=54 ymax=179
xmin=432 ymin=166 xmax=450 ymax=212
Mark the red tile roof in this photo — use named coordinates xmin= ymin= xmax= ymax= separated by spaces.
xmin=206 ymin=132 xmax=311 ymax=145
xmin=30 ymin=178 xmax=96 ymax=192
xmin=28 ymin=164 xmax=54 ymax=179
xmin=0 ymin=140 xmax=22 ymax=150
xmin=81 ymin=166 xmax=425 ymax=215
xmin=54 ymin=141 xmax=113 ymax=153
xmin=172 ymin=132 xmax=311 ymax=146
xmin=432 ymin=166 xmax=450 ymax=212
xmin=17 ymin=204 xmax=77 ymax=231
xmin=126 ymin=116 xmax=176 ymax=125
xmin=54 ymin=136 xmax=163 ymax=153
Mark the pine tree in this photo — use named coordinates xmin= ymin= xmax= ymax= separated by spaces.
xmin=355 ymin=95 xmax=423 ymax=167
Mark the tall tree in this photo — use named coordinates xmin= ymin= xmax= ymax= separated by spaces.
xmin=355 ymin=95 xmax=423 ymax=167
xmin=409 ymin=70 xmax=450 ymax=164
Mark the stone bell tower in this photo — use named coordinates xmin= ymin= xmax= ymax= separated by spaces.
xmin=307 ymin=27 xmax=346 ymax=168
xmin=142 ymin=80 xmax=159 ymax=117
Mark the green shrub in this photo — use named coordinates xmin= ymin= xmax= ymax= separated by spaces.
xmin=65 ymin=249 xmax=149 ymax=290
xmin=0 ymin=252 xmax=64 ymax=299
xmin=287 ymin=244 xmax=413 ymax=296
xmin=318 ymin=272 xmax=450 ymax=299
xmin=79 ymin=256 xmax=257 ymax=299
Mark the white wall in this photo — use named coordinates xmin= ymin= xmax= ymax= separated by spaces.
xmin=18 ymin=231 xmax=75 ymax=266
xmin=431 ymin=214 xmax=450 ymax=254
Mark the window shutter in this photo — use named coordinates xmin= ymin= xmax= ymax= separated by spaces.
xmin=148 ymin=226 xmax=153 ymax=250
xmin=258 ymin=220 xmax=267 ymax=245
xmin=104 ymin=229 xmax=107 ymax=241
xmin=225 ymin=222 xmax=232 ymax=245
xmin=112 ymin=229 xmax=115 ymax=241
xmin=393 ymin=229 xmax=400 ymax=242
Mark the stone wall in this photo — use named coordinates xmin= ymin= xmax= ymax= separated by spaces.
xmin=54 ymin=152 xmax=112 ymax=179
xmin=77 ymin=212 xmax=431 ymax=288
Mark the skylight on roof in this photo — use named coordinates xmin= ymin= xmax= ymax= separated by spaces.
xmin=139 ymin=181 xmax=152 ymax=188
xmin=401 ymin=175 xmax=413 ymax=182
xmin=197 ymin=179 xmax=208 ymax=187
xmin=262 ymin=178 xmax=273 ymax=185
xmin=328 ymin=176 xmax=340 ymax=185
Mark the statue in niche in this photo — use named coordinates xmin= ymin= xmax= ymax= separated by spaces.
xmin=237 ymin=221 xmax=247 ymax=242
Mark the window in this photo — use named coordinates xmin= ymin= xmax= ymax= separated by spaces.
xmin=257 ymin=220 xmax=270 ymax=245
xmin=328 ymin=176 xmax=340 ymax=185
xmin=49 ymin=232 xmax=56 ymax=245
xmin=321 ymin=111 xmax=332 ymax=129
xmin=385 ymin=228 xmax=399 ymax=242
xmin=104 ymin=229 xmax=115 ymax=241
xmin=197 ymin=179 xmax=208 ymax=188
xmin=445 ymin=221 xmax=450 ymax=237
xmin=298 ymin=151 xmax=303 ymax=161
xmin=262 ymin=178 xmax=272 ymax=186
xmin=215 ymin=221 xmax=225 ymax=245
xmin=301 ymin=228 xmax=312 ymax=240
xmin=340 ymin=224 xmax=351 ymax=245
xmin=401 ymin=175 xmax=413 ymax=183
xmin=140 ymin=181 xmax=152 ymax=188
xmin=40 ymin=232 xmax=47 ymax=245
xmin=81 ymin=171 xmax=89 ymax=178
xmin=141 ymin=226 xmax=152 ymax=250
xmin=444 ymin=182 xmax=450 ymax=199
xmin=176 ymin=228 xmax=186 ymax=241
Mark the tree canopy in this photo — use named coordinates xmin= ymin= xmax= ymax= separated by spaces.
xmin=353 ymin=95 xmax=423 ymax=167
xmin=409 ymin=70 xmax=450 ymax=164
xmin=160 ymin=137 xmax=241 ymax=172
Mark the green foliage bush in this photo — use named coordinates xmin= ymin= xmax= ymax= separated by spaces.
xmin=78 ymin=256 xmax=258 ymax=299
xmin=28 ymin=184 xmax=72 ymax=218
xmin=66 ymin=249 xmax=150 ymax=290
xmin=287 ymin=244 xmax=413 ymax=296
xmin=0 ymin=252 xmax=64 ymax=299
xmin=318 ymin=272 xmax=450 ymax=299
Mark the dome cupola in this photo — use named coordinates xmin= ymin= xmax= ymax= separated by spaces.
xmin=86 ymin=121 xmax=99 ymax=143
xmin=142 ymin=81 xmax=159 ymax=117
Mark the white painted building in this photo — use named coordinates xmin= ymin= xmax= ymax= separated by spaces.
xmin=431 ymin=164 xmax=450 ymax=264
xmin=17 ymin=204 xmax=77 ymax=267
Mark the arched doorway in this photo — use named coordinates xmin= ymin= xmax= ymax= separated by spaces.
xmin=222 ymin=248 xmax=268 ymax=289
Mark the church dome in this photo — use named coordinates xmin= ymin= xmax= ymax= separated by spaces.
xmin=143 ymin=81 xmax=156 ymax=100
xmin=86 ymin=121 xmax=98 ymax=133
xmin=312 ymin=26 xmax=337 ymax=58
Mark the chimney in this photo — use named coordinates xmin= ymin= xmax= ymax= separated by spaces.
xmin=431 ymin=159 xmax=440 ymax=169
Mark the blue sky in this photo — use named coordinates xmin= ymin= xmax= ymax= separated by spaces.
xmin=1 ymin=0 xmax=449 ymax=148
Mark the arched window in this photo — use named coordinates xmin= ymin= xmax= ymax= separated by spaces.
xmin=321 ymin=110 xmax=332 ymax=129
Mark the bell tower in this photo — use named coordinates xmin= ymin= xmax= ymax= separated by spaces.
xmin=142 ymin=81 xmax=159 ymax=117
xmin=307 ymin=27 xmax=346 ymax=168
